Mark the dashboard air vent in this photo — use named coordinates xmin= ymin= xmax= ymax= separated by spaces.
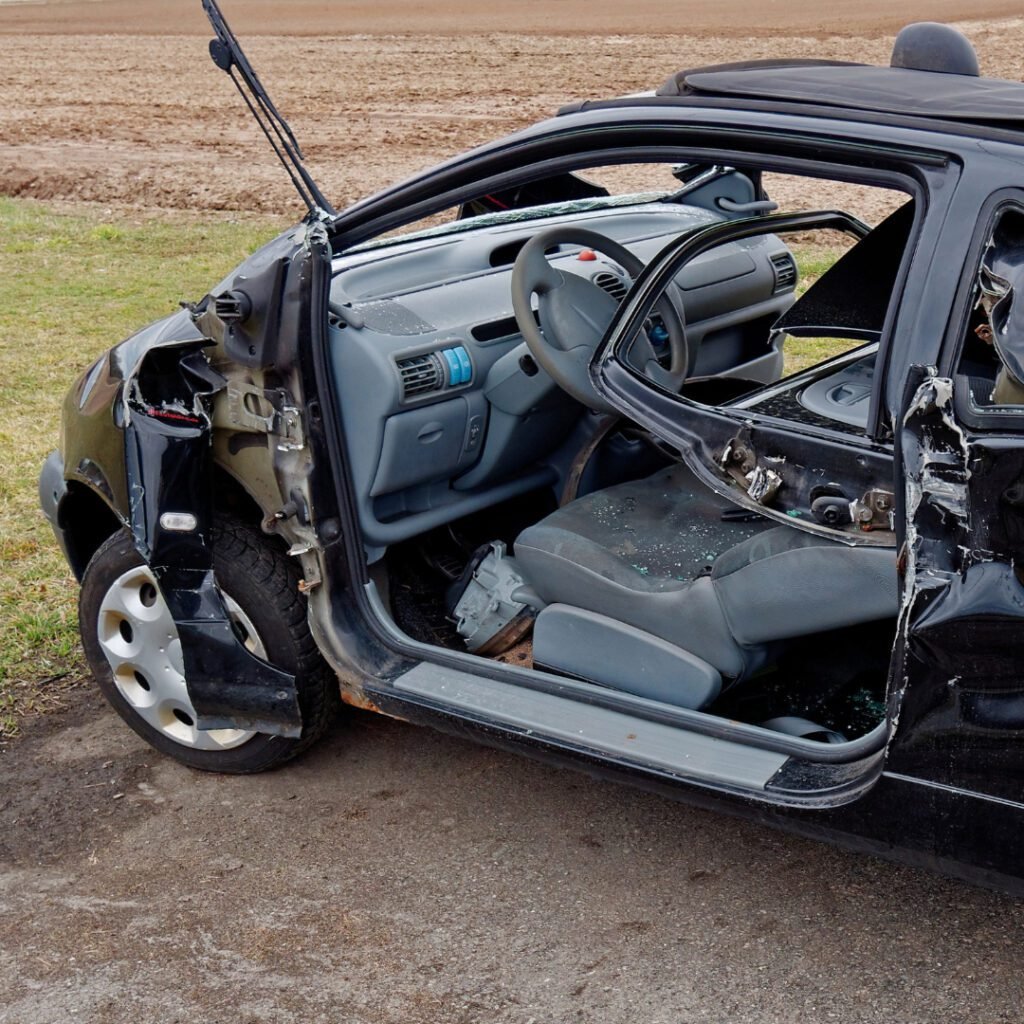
xmin=396 ymin=353 xmax=443 ymax=399
xmin=593 ymin=272 xmax=628 ymax=303
xmin=770 ymin=252 xmax=798 ymax=293
xmin=214 ymin=289 xmax=252 ymax=324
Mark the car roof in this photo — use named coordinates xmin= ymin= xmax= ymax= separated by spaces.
xmin=654 ymin=60 xmax=1024 ymax=132
xmin=556 ymin=25 xmax=1024 ymax=146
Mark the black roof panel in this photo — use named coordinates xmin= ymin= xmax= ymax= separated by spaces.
xmin=657 ymin=61 xmax=1024 ymax=127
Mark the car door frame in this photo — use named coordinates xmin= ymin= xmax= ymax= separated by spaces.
xmin=883 ymin=184 xmax=1024 ymax=805
xmin=307 ymin=112 xmax=962 ymax=793
xmin=585 ymin=142 xmax=960 ymax=769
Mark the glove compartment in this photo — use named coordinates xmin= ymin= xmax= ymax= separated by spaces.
xmin=370 ymin=394 xmax=486 ymax=497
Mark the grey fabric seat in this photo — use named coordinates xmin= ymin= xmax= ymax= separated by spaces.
xmin=515 ymin=463 xmax=898 ymax=689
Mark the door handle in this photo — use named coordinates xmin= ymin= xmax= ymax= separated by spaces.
xmin=716 ymin=197 xmax=780 ymax=214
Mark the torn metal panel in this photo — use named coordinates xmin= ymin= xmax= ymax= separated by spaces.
xmin=591 ymin=210 xmax=901 ymax=548
xmin=206 ymin=225 xmax=329 ymax=557
xmin=596 ymin=355 xmax=897 ymax=546
xmin=887 ymin=372 xmax=1024 ymax=802
xmin=899 ymin=374 xmax=971 ymax=576
xmin=173 ymin=610 xmax=300 ymax=736
xmin=745 ymin=464 xmax=784 ymax=506
xmin=122 ymin=339 xmax=302 ymax=737
xmin=719 ymin=432 xmax=784 ymax=505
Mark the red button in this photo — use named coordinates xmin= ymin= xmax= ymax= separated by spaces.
xmin=577 ymin=249 xmax=598 ymax=261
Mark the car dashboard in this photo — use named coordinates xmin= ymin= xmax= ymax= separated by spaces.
xmin=327 ymin=199 xmax=798 ymax=553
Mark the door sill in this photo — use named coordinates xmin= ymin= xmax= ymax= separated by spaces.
xmin=393 ymin=660 xmax=790 ymax=792
xmin=364 ymin=581 xmax=890 ymax=768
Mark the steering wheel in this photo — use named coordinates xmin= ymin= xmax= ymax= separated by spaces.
xmin=510 ymin=226 xmax=689 ymax=410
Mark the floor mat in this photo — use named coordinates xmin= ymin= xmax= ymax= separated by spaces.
xmin=388 ymin=548 xmax=463 ymax=649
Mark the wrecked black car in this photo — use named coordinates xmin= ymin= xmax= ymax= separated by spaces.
xmin=38 ymin=6 xmax=1024 ymax=892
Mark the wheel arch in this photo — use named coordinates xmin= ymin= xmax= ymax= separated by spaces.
xmin=209 ymin=463 xmax=271 ymax=533
xmin=59 ymin=482 xmax=123 ymax=581
xmin=58 ymin=465 xmax=276 ymax=582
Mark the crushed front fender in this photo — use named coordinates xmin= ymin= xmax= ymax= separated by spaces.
xmin=122 ymin=338 xmax=302 ymax=737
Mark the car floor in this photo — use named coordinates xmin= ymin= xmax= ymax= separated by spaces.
xmin=383 ymin=498 xmax=893 ymax=742
xmin=386 ymin=484 xmax=556 ymax=647
xmin=705 ymin=621 xmax=892 ymax=739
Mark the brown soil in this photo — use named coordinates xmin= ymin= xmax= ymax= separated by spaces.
xmin=0 ymin=16 xmax=1022 ymax=219
xmin=0 ymin=0 xmax=1022 ymax=37
xmin=4 ymin=695 xmax=1024 ymax=1024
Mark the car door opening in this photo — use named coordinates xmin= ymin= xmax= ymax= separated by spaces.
xmin=328 ymin=159 xmax=917 ymax=764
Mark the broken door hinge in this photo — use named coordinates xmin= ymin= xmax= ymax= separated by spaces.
xmin=719 ymin=434 xmax=783 ymax=506
xmin=298 ymin=576 xmax=322 ymax=594
xmin=275 ymin=405 xmax=305 ymax=451
xmin=227 ymin=383 xmax=306 ymax=450
xmin=852 ymin=489 xmax=896 ymax=532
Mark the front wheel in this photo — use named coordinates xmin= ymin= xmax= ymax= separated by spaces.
xmin=79 ymin=519 xmax=339 ymax=773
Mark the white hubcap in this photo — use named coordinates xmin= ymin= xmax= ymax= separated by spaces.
xmin=96 ymin=565 xmax=262 ymax=750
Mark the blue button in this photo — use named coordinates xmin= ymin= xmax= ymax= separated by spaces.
xmin=454 ymin=346 xmax=472 ymax=385
xmin=441 ymin=348 xmax=461 ymax=386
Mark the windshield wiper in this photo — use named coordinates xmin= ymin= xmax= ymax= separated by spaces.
xmin=202 ymin=0 xmax=336 ymax=218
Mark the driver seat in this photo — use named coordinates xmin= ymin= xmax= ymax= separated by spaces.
xmin=514 ymin=462 xmax=898 ymax=709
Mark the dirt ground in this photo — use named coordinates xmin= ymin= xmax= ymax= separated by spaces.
xmin=0 ymin=0 xmax=1023 ymax=36
xmin=4 ymin=696 xmax=1024 ymax=1024
xmin=4 ymin=4 xmax=1024 ymax=1022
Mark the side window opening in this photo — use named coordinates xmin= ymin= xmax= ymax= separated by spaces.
xmin=956 ymin=207 xmax=1024 ymax=410
xmin=776 ymin=204 xmax=914 ymax=348
xmin=759 ymin=175 xmax=911 ymax=376
xmin=612 ymin=193 xmax=917 ymax=444
xmin=592 ymin=177 xmax=919 ymax=545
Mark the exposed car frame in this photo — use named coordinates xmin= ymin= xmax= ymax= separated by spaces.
xmin=39 ymin=8 xmax=1024 ymax=894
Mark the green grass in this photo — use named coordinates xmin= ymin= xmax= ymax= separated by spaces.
xmin=0 ymin=204 xmax=855 ymax=737
xmin=0 ymin=198 xmax=281 ymax=737
xmin=784 ymin=244 xmax=861 ymax=374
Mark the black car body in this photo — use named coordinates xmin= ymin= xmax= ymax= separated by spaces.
xmin=39 ymin=9 xmax=1024 ymax=893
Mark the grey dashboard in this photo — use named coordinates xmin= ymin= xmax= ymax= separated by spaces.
xmin=327 ymin=199 xmax=798 ymax=554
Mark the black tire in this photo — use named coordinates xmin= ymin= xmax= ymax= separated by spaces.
xmin=79 ymin=518 xmax=339 ymax=773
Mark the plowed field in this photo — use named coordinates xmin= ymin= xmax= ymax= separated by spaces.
xmin=1 ymin=8 xmax=1022 ymax=217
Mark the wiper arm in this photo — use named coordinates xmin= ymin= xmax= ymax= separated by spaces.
xmin=202 ymin=0 xmax=336 ymax=218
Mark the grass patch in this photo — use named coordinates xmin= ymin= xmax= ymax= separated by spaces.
xmin=0 ymin=198 xmax=281 ymax=737
xmin=785 ymin=243 xmax=863 ymax=374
